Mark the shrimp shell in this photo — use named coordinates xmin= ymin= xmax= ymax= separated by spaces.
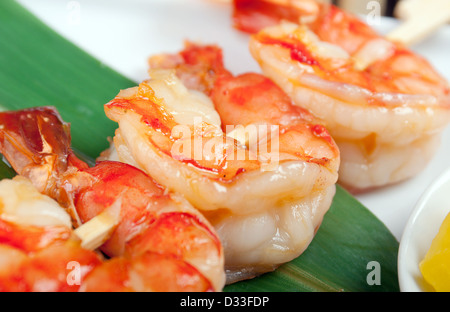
xmin=0 ymin=107 xmax=225 ymax=291
xmin=246 ymin=5 xmax=450 ymax=191
xmin=105 ymin=44 xmax=340 ymax=282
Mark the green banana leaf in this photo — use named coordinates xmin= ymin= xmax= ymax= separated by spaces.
xmin=0 ymin=0 xmax=399 ymax=292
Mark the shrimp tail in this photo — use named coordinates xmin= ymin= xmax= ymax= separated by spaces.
xmin=0 ymin=106 xmax=87 ymax=189
xmin=148 ymin=42 xmax=231 ymax=94
xmin=0 ymin=106 xmax=88 ymax=224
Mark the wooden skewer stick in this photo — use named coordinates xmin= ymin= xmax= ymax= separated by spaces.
xmin=394 ymin=0 xmax=424 ymax=20
xmin=387 ymin=0 xmax=450 ymax=46
xmin=73 ymin=198 xmax=122 ymax=250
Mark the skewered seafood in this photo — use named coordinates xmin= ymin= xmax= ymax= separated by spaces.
xmin=0 ymin=107 xmax=225 ymax=291
xmin=0 ymin=176 xmax=102 ymax=291
xmin=103 ymin=43 xmax=340 ymax=283
xmin=234 ymin=0 xmax=450 ymax=192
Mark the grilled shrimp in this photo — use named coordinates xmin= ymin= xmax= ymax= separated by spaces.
xmin=0 ymin=107 xmax=225 ymax=292
xmin=232 ymin=0 xmax=320 ymax=34
xmin=235 ymin=0 xmax=450 ymax=192
xmin=103 ymin=43 xmax=339 ymax=283
xmin=0 ymin=176 xmax=103 ymax=291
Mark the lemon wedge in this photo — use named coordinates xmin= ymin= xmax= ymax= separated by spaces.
xmin=420 ymin=212 xmax=450 ymax=291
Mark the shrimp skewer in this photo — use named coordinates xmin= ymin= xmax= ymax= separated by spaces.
xmin=237 ymin=0 xmax=450 ymax=192
xmin=0 ymin=107 xmax=225 ymax=291
xmin=0 ymin=176 xmax=103 ymax=292
xmin=0 ymin=176 xmax=217 ymax=292
xmin=104 ymin=43 xmax=340 ymax=283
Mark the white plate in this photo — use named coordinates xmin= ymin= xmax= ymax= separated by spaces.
xmin=398 ymin=167 xmax=450 ymax=292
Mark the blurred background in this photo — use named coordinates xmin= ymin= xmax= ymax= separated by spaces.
xmin=325 ymin=0 xmax=400 ymax=17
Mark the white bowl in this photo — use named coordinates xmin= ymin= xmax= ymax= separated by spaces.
xmin=398 ymin=166 xmax=450 ymax=292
